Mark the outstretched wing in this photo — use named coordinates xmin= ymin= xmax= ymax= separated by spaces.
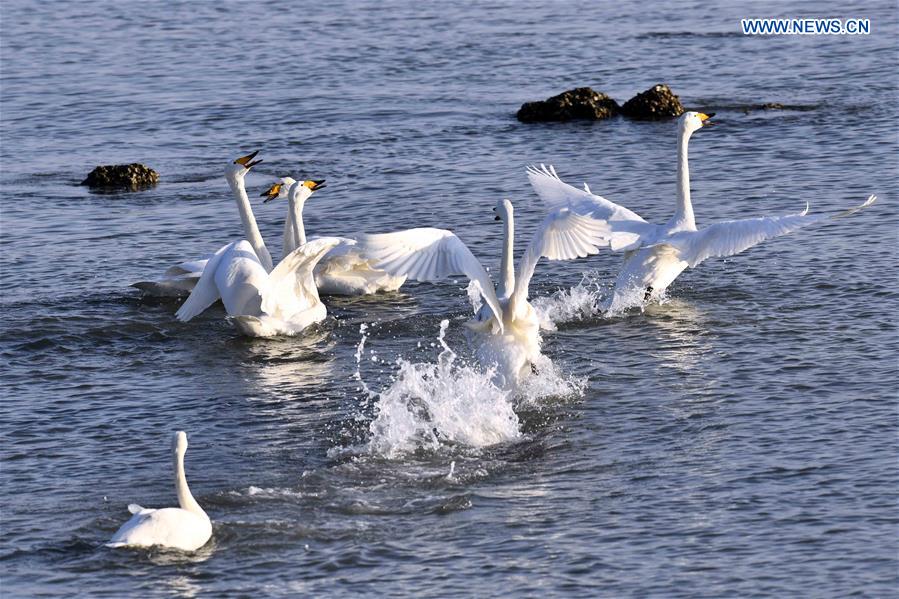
xmin=356 ymin=228 xmax=503 ymax=330
xmin=175 ymin=242 xmax=234 ymax=322
xmin=527 ymin=164 xmax=656 ymax=251
xmin=510 ymin=207 xmax=611 ymax=314
xmin=262 ymin=237 xmax=343 ymax=317
xmin=677 ymin=194 xmax=878 ymax=267
xmin=673 ymin=206 xmax=813 ymax=267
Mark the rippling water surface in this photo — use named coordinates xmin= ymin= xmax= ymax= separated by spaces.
xmin=1 ymin=0 xmax=897 ymax=596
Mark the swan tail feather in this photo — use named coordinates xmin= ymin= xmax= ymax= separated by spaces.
xmin=127 ymin=503 xmax=147 ymax=515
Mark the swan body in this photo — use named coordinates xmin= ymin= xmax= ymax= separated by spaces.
xmin=358 ymin=198 xmax=610 ymax=386
xmin=527 ymin=112 xmax=878 ymax=311
xmin=107 ymin=431 xmax=212 ymax=552
xmin=176 ymin=160 xmax=340 ymax=337
xmin=262 ymin=178 xmax=406 ymax=296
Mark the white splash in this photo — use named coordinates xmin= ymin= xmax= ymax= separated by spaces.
xmin=365 ymin=320 xmax=521 ymax=459
xmin=532 ymin=274 xmax=607 ymax=329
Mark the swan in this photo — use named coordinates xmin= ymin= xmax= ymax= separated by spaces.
xmin=107 ymin=431 xmax=212 ymax=552
xmin=260 ymin=178 xmax=406 ymax=295
xmin=527 ymin=112 xmax=878 ymax=311
xmin=131 ymin=150 xmax=272 ymax=296
xmin=175 ymin=159 xmax=341 ymax=337
xmin=357 ymin=198 xmax=610 ymax=385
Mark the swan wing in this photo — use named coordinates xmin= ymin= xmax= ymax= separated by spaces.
xmin=174 ymin=242 xmax=234 ymax=322
xmin=674 ymin=207 xmax=816 ymax=267
xmin=526 ymin=164 xmax=655 ymax=251
xmin=510 ymin=207 xmax=612 ymax=313
xmin=527 ymin=163 xmax=648 ymax=222
xmin=356 ymin=227 xmax=503 ymax=328
xmin=164 ymin=256 xmax=211 ymax=278
xmin=677 ymin=194 xmax=877 ymax=267
xmin=261 ymin=236 xmax=343 ymax=317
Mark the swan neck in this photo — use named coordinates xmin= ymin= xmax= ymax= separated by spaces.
xmin=284 ymin=194 xmax=306 ymax=255
xmin=291 ymin=195 xmax=307 ymax=248
xmin=498 ymin=211 xmax=515 ymax=299
xmin=673 ymin=128 xmax=696 ymax=231
xmin=173 ymin=448 xmax=205 ymax=517
xmin=229 ymin=174 xmax=274 ymax=271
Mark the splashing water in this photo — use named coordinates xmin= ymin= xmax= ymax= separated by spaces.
xmin=364 ymin=320 xmax=521 ymax=459
xmin=532 ymin=274 xmax=608 ymax=329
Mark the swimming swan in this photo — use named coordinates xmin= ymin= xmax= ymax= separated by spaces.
xmin=175 ymin=159 xmax=340 ymax=337
xmin=527 ymin=112 xmax=877 ymax=311
xmin=107 ymin=431 xmax=212 ymax=552
xmin=131 ymin=151 xmax=273 ymax=297
xmin=357 ymin=198 xmax=610 ymax=385
xmin=261 ymin=178 xmax=406 ymax=295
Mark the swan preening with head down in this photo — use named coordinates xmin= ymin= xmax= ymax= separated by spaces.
xmin=261 ymin=178 xmax=406 ymax=296
xmin=175 ymin=152 xmax=340 ymax=337
xmin=107 ymin=431 xmax=212 ymax=552
xmin=528 ymin=111 xmax=878 ymax=311
xmin=357 ymin=197 xmax=610 ymax=385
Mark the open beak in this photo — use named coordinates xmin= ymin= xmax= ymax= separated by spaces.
xmin=304 ymin=179 xmax=326 ymax=191
xmin=698 ymin=112 xmax=716 ymax=127
xmin=234 ymin=150 xmax=263 ymax=169
xmin=260 ymin=182 xmax=282 ymax=203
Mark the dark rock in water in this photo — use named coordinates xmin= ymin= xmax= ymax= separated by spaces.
xmin=81 ymin=164 xmax=159 ymax=190
xmin=517 ymin=87 xmax=620 ymax=122
xmin=621 ymin=84 xmax=685 ymax=120
xmin=756 ymin=102 xmax=816 ymax=111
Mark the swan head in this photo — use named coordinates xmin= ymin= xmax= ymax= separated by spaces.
xmin=172 ymin=431 xmax=188 ymax=456
xmin=680 ymin=111 xmax=715 ymax=135
xmin=225 ymin=150 xmax=263 ymax=178
xmin=492 ymin=198 xmax=514 ymax=222
xmin=280 ymin=179 xmax=326 ymax=205
xmin=260 ymin=177 xmax=297 ymax=203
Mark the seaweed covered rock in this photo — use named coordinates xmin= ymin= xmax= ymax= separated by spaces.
xmin=621 ymin=84 xmax=685 ymax=120
xmin=517 ymin=87 xmax=620 ymax=123
xmin=81 ymin=164 xmax=159 ymax=190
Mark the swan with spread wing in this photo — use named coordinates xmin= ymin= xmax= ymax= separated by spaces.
xmin=261 ymin=177 xmax=406 ymax=295
xmin=528 ymin=111 xmax=877 ymax=311
xmin=357 ymin=198 xmax=610 ymax=386
xmin=175 ymin=155 xmax=339 ymax=337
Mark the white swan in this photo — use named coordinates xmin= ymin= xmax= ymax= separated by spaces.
xmin=527 ymin=112 xmax=878 ymax=311
xmin=357 ymin=198 xmax=610 ymax=385
xmin=261 ymin=178 xmax=406 ymax=295
xmin=175 ymin=159 xmax=340 ymax=337
xmin=131 ymin=150 xmax=272 ymax=297
xmin=107 ymin=431 xmax=212 ymax=552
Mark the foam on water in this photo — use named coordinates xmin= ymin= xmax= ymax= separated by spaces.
xmin=533 ymin=273 xmax=678 ymax=323
xmin=344 ymin=319 xmax=588 ymax=459
xmin=363 ymin=320 xmax=520 ymax=458
xmin=533 ymin=274 xmax=607 ymax=328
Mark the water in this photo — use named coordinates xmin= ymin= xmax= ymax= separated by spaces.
xmin=1 ymin=0 xmax=897 ymax=596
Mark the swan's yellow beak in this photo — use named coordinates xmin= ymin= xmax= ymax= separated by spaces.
xmin=304 ymin=179 xmax=326 ymax=191
xmin=698 ymin=112 xmax=715 ymax=126
xmin=234 ymin=150 xmax=263 ymax=169
xmin=260 ymin=182 xmax=282 ymax=203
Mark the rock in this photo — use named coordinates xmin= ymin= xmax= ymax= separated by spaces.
xmin=621 ymin=84 xmax=685 ymax=120
xmin=81 ymin=164 xmax=159 ymax=190
xmin=516 ymin=87 xmax=620 ymax=123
